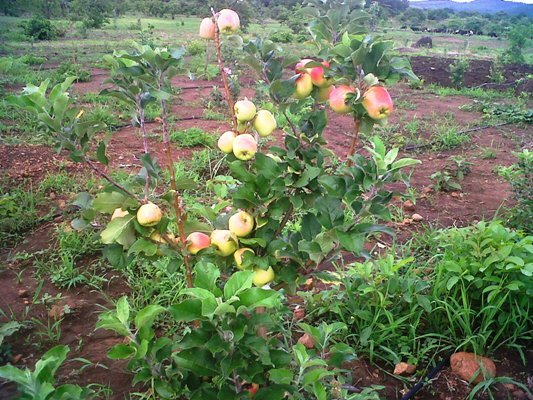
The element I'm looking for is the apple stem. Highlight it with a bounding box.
[158,85,194,288]
[84,158,145,205]
[346,117,360,167]
[211,8,237,129]
[136,96,151,202]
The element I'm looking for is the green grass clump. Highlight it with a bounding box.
[169,127,215,148]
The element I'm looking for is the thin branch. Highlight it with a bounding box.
[346,117,360,167]
[137,97,150,202]
[84,158,144,204]
[211,9,237,128]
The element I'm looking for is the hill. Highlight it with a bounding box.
[410,0,533,15]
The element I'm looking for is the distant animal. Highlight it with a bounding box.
[413,36,433,48]
[488,32,498,38]
[411,26,421,32]
[400,25,407,30]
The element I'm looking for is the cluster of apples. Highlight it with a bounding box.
[199,9,240,39]
[217,99,277,161]
[293,59,333,101]
[186,211,276,287]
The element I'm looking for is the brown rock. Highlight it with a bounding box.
[403,200,416,212]
[49,192,56,200]
[412,213,424,222]
[17,289,29,298]
[450,352,496,384]
[422,187,433,194]
[403,218,412,225]
[298,333,316,349]
[394,362,416,376]
[451,191,461,198]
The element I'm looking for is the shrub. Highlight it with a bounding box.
[503,150,532,233]
[187,39,206,56]
[20,17,57,41]
[449,58,469,88]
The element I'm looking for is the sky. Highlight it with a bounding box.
[409,0,533,3]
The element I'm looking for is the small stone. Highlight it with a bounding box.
[293,307,305,321]
[298,333,315,349]
[450,352,496,384]
[451,191,461,198]
[403,200,416,212]
[48,305,65,319]
[394,362,416,376]
[412,213,424,222]
[49,192,56,200]
[58,200,66,209]
[403,218,412,225]
[17,289,29,298]
[423,187,433,194]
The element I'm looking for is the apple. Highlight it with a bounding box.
[111,208,128,220]
[199,18,215,40]
[210,229,238,256]
[233,134,257,161]
[218,130,238,153]
[234,248,254,270]
[253,110,276,137]
[362,86,394,120]
[228,210,254,237]
[315,85,333,103]
[137,203,162,227]
[252,266,275,287]
[217,9,240,34]
[186,232,211,254]
[329,85,355,114]
[150,231,175,244]
[249,383,259,397]
[310,60,331,87]
[293,73,313,100]
[295,58,313,74]
[234,99,257,122]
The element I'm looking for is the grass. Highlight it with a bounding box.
[169,127,216,148]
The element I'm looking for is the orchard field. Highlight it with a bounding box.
[0,1,532,400]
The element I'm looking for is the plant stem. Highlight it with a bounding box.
[137,97,150,201]
[346,117,360,167]
[159,90,193,288]
[212,9,237,128]
[84,158,144,204]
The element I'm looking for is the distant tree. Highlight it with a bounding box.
[70,0,112,28]
[400,8,426,25]
[1,0,31,16]
[500,23,532,64]
[365,0,407,16]
[427,8,449,21]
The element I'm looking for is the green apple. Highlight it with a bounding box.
[234,99,257,122]
[218,130,238,154]
[253,110,277,137]
[137,203,162,227]
[228,210,254,237]
[234,248,254,270]
[293,73,313,100]
[210,229,238,256]
[252,266,275,287]
[233,134,257,161]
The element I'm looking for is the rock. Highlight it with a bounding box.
[403,218,412,225]
[17,289,29,298]
[451,191,461,198]
[423,187,433,194]
[298,333,316,349]
[394,362,416,376]
[48,305,65,319]
[412,213,424,222]
[403,200,416,212]
[293,307,305,321]
[49,192,56,200]
[450,352,496,384]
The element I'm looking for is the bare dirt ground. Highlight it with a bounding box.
[1,61,531,399]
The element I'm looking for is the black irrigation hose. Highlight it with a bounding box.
[400,354,451,400]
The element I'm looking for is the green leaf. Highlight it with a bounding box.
[293,166,322,188]
[269,368,293,385]
[237,288,281,309]
[107,344,135,359]
[169,299,203,322]
[135,305,165,328]
[315,197,343,229]
[100,215,136,246]
[96,141,109,165]
[390,158,421,171]
[116,296,130,326]
[93,192,127,214]
[224,271,253,300]
[128,238,158,257]
[446,276,460,291]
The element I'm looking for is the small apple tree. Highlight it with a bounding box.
[7,4,420,399]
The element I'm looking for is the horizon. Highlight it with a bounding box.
[409,0,533,4]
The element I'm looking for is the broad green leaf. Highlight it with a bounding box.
[224,271,253,300]
[135,305,165,328]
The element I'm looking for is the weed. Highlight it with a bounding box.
[480,147,497,159]
[430,116,470,151]
[430,156,472,192]
[169,127,215,148]
[396,99,417,110]
[449,58,469,88]
[203,109,226,121]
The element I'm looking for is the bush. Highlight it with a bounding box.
[20,17,57,40]
[504,150,532,233]
[187,40,206,56]
[449,58,469,88]
[269,27,294,43]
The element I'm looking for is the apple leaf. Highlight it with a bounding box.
[224,271,253,300]
[100,215,135,245]
[93,192,127,214]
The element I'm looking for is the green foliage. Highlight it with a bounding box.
[501,150,532,234]
[187,40,206,56]
[499,23,532,65]
[169,127,215,148]
[449,58,469,88]
[0,345,95,399]
[19,17,57,40]
[70,0,113,29]
[462,100,533,125]
[430,155,472,192]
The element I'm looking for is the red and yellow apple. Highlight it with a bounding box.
[186,232,211,254]
[218,130,238,154]
[217,9,240,34]
[362,86,394,120]
[295,58,313,74]
[199,18,215,40]
[252,266,275,287]
[329,85,355,114]
[253,110,276,137]
[293,73,313,99]
[310,60,331,87]
[150,231,175,244]
[210,229,238,256]
[234,99,257,122]
[137,203,162,227]
[315,85,333,103]
[228,210,254,237]
[233,134,257,161]
[234,248,254,270]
